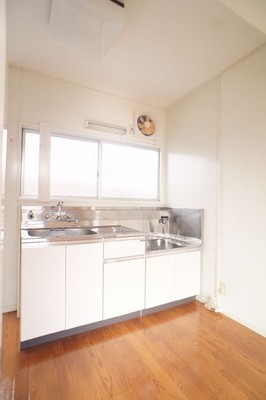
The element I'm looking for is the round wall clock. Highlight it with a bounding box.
[137,114,155,136]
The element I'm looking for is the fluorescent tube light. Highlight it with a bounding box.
[85,120,127,135]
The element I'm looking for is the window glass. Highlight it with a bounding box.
[101,143,159,199]
[21,130,40,196]
[50,135,98,197]
[21,128,161,201]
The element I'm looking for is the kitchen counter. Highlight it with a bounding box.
[21,225,145,246]
[20,224,202,348]
[21,225,201,255]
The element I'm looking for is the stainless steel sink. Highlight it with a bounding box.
[22,224,144,240]
[146,238,184,252]
[26,228,97,238]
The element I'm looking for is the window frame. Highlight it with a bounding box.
[2,128,7,196]
[20,127,163,204]
[20,128,40,198]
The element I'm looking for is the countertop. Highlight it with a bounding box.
[21,225,145,246]
[21,225,202,255]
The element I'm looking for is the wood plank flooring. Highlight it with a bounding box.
[1,301,266,399]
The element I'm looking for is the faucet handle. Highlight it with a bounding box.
[159,215,169,224]
[56,201,64,213]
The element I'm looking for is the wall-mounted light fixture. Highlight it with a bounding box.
[85,120,127,135]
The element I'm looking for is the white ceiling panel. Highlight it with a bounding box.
[7,0,266,107]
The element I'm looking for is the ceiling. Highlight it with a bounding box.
[6,0,266,108]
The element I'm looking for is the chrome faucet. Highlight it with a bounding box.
[45,202,78,223]
[45,201,65,219]
[158,215,169,234]
[159,215,169,224]
[56,201,64,213]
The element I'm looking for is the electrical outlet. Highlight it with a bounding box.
[219,281,226,295]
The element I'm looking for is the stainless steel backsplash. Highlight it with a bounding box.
[21,206,203,239]
[170,208,203,239]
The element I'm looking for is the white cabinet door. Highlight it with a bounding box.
[21,245,65,342]
[145,254,176,309]
[145,251,201,309]
[66,242,103,329]
[175,251,201,300]
[104,258,145,319]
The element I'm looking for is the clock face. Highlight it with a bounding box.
[137,115,155,136]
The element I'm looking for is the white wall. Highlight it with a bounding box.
[166,45,266,336]
[0,0,6,348]
[166,79,219,301]
[8,68,165,146]
[219,45,266,336]
[5,67,166,311]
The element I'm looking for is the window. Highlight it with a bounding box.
[50,135,98,197]
[21,129,40,197]
[21,129,161,201]
[101,143,159,199]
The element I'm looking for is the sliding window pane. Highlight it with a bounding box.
[21,130,40,196]
[102,143,159,199]
[50,135,98,197]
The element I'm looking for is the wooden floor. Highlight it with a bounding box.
[0,301,266,400]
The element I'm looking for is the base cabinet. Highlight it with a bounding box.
[175,251,201,300]
[21,242,104,342]
[21,239,200,346]
[104,258,145,319]
[145,251,200,309]
[21,245,66,342]
[66,243,103,329]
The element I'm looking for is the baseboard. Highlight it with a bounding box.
[222,310,266,338]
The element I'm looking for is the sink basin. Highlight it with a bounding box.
[146,238,184,252]
[26,228,97,238]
